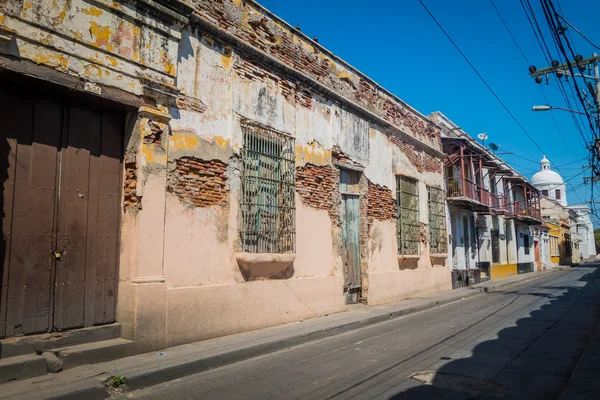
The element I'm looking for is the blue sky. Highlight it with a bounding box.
[258,0,600,223]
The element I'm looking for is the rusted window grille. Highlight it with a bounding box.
[397,176,420,255]
[428,185,448,254]
[240,121,296,253]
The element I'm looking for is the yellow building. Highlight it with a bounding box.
[546,221,560,266]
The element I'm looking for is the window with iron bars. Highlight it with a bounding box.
[397,176,420,255]
[428,185,448,254]
[239,121,296,253]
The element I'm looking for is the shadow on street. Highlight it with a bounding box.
[389,265,600,400]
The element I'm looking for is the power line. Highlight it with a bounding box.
[489,0,531,65]
[556,14,600,50]
[543,0,597,137]
[418,0,578,188]
[519,0,590,148]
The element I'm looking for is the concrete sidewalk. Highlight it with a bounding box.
[0,267,567,400]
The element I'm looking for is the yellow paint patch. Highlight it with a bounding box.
[170,132,200,150]
[221,53,232,70]
[31,51,69,72]
[0,15,5,25]
[83,63,102,78]
[52,8,67,25]
[89,21,114,52]
[337,69,351,80]
[369,127,377,139]
[82,6,103,17]
[71,30,83,41]
[215,137,230,149]
[132,25,141,61]
[233,0,242,5]
[160,49,175,76]
[295,141,331,166]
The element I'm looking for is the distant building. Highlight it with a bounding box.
[531,156,596,260]
[430,112,543,288]
[531,156,567,206]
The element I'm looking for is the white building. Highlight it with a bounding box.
[531,155,596,260]
[568,204,596,259]
[531,156,567,206]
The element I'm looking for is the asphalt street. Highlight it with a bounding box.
[114,265,600,400]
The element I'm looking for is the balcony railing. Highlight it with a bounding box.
[491,194,511,213]
[512,201,541,221]
[446,176,492,207]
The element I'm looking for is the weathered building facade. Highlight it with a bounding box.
[0,0,452,350]
[431,112,543,286]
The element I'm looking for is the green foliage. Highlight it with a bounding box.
[594,229,600,253]
[110,376,125,388]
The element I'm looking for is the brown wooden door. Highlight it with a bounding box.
[0,87,123,337]
[534,240,542,271]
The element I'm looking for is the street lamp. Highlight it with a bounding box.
[532,105,587,115]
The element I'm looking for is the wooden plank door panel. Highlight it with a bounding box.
[344,195,361,288]
[54,105,101,331]
[1,93,61,336]
[0,88,21,337]
[84,111,122,326]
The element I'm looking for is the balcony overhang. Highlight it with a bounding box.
[447,196,490,212]
[517,215,543,225]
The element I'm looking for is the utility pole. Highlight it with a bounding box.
[529,53,600,177]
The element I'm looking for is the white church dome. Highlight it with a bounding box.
[531,155,564,185]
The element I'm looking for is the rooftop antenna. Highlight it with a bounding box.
[489,143,499,153]
[477,132,488,146]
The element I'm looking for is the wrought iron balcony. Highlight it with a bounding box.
[446,176,491,212]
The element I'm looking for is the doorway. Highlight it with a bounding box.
[340,169,361,304]
[534,240,542,271]
[0,86,124,337]
[463,216,470,270]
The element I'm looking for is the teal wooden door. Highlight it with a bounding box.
[340,169,361,304]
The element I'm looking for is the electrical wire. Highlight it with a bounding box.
[543,0,598,138]
[556,14,600,50]
[520,0,590,149]
[418,0,586,206]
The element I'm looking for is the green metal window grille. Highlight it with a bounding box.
[240,121,296,253]
[397,176,420,255]
[428,185,448,254]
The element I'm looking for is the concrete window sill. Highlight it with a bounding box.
[398,255,421,270]
[430,253,448,267]
[235,253,296,281]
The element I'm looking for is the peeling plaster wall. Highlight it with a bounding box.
[3,0,451,346]
[1,0,182,97]
[160,17,449,339]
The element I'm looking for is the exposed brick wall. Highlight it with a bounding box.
[176,94,208,113]
[332,145,363,168]
[390,136,442,174]
[192,0,442,145]
[365,181,396,238]
[233,58,296,103]
[296,164,341,226]
[144,121,163,145]
[123,162,142,212]
[168,157,229,208]
[367,182,396,222]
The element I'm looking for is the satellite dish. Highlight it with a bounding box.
[489,143,499,151]
[477,133,488,141]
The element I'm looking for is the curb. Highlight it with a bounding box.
[123,289,483,391]
[23,267,570,399]
[121,269,563,392]
[470,266,567,293]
